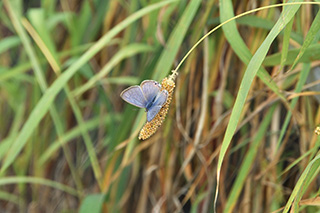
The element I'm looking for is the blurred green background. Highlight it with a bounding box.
[1,0,320,212]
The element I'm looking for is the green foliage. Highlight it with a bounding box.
[79,194,105,213]
[0,0,320,212]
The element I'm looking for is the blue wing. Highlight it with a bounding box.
[147,105,162,122]
[146,90,168,122]
[153,90,168,106]
[140,80,161,103]
[120,86,147,108]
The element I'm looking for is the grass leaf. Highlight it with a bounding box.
[79,194,105,213]
[0,0,178,174]
[217,0,301,206]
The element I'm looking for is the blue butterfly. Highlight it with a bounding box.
[120,80,168,122]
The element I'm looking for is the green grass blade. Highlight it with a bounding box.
[27,9,60,68]
[293,156,320,211]
[0,190,20,205]
[0,176,78,196]
[290,9,320,70]
[153,0,202,80]
[79,194,105,213]
[0,0,177,174]
[263,43,320,66]
[0,36,20,54]
[279,18,294,73]
[219,0,289,105]
[27,6,127,189]
[112,1,203,207]
[279,148,315,177]
[100,76,139,85]
[3,0,84,192]
[73,43,154,97]
[236,15,275,30]
[216,0,301,206]
[0,43,92,82]
[283,154,320,213]
[275,63,311,151]
[0,102,25,159]
[123,0,202,159]
[224,104,277,213]
[274,16,319,151]
[39,115,119,165]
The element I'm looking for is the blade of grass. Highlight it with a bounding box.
[279,147,315,177]
[104,0,202,207]
[27,9,60,71]
[3,0,84,194]
[46,12,72,30]
[39,114,120,165]
[0,43,93,82]
[293,161,320,212]
[236,15,275,30]
[207,16,303,44]
[279,18,294,74]
[0,0,178,174]
[224,104,277,213]
[73,43,154,97]
[24,10,104,189]
[0,100,25,159]
[283,153,320,213]
[79,194,105,213]
[216,0,301,210]
[124,0,202,159]
[290,9,320,70]
[219,0,289,106]
[153,0,202,80]
[0,36,20,54]
[263,43,320,66]
[100,76,139,85]
[0,176,78,196]
[275,63,311,152]
[0,190,20,205]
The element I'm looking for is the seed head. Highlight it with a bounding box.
[315,126,320,135]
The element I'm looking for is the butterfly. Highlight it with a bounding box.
[120,80,168,122]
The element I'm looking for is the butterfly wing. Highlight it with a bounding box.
[121,80,168,122]
[140,80,161,103]
[147,105,162,122]
[153,90,168,106]
[120,86,147,108]
[146,90,168,122]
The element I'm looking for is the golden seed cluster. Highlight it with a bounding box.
[315,126,320,135]
[138,76,176,140]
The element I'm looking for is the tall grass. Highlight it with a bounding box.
[0,0,320,212]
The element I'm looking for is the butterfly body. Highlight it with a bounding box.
[145,96,157,111]
[120,80,168,122]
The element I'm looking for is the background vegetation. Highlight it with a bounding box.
[1,0,320,212]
